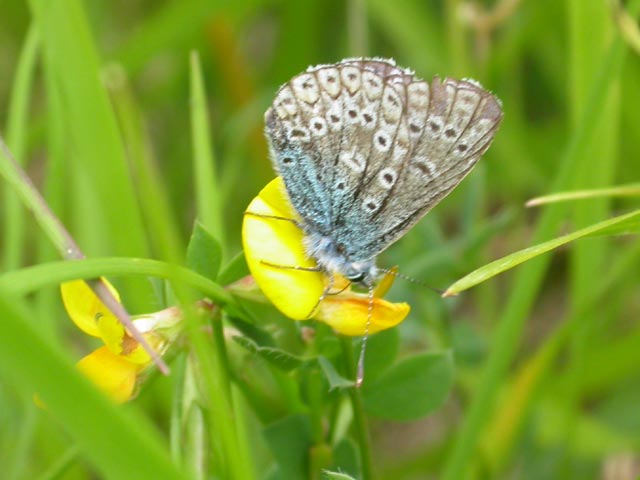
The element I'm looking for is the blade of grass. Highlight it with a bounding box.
[0,293,188,480]
[2,22,39,271]
[441,5,638,475]
[190,51,225,252]
[526,183,640,206]
[29,0,153,307]
[0,257,235,307]
[103,63,184,260]
[443,208,640,296]
[480,236,640,472]
[189,52,254,480]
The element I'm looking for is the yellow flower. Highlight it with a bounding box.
[242,177,410,336]
[60,280,179,403]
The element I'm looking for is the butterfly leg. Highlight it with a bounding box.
[258,260,321,272]
[244,211,302,228]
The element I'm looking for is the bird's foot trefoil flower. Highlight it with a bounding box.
[241,177,410,336]
[61,280,183,403]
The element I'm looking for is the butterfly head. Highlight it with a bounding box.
[304,231,379,287]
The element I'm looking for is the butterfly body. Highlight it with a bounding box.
[265,58,503,287]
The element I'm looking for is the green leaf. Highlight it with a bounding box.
[362,328,400,383]
[363,352,454,421]
[444,209,640,296]
[227,315,276,347]
[218,251,250,285]
[317,356,355,390]
[330,438,360,480]
[186,222,222,281]
[233,336,304,372]
[263,415,312,480]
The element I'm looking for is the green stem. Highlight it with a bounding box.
[170,352,188,464]
[341,337,373,480]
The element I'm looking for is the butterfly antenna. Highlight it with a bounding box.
[356,285,373,388]
[378,267,446,296]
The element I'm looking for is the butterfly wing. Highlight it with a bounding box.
[334,72,503,261]
[265,59,414,236]
[266,59,502,263]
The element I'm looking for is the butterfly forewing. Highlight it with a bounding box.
[265,58,503,263]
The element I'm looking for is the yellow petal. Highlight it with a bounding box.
[373,267,399,298]
[61,279,121,337]
[76,346,142,404]
[242,177,325,320]
[316,294,410,336]
[97,315,151,365]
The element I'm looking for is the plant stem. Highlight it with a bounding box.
[341,337,373,480]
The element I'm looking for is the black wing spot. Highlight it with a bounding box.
[444,128,456,138]
[291,129,307,138]
[457,144,468,153]
[429,121,440,133]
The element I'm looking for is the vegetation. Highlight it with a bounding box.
[1,1,639,479]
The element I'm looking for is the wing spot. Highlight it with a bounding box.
[309,116,328,136]
[444,128,457,138]
[374,130,392,152]
[348,109,358,119]
[336,180,346,190]
[364,199,379,212]
[378,168,397,188]
[412,159,436,176]
[282,157,293,165]
[330,114,340,123]
[429,121,441,133]
[409,123,421,133]
[457,144,468,153]
[363,113,373,124]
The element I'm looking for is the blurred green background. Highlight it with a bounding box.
[1,0,640,479]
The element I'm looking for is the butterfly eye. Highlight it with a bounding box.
[346,270,365,283]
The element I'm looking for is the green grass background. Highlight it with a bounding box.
[1,0,640,479]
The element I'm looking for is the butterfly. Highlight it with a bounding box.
[263,58,503,288]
